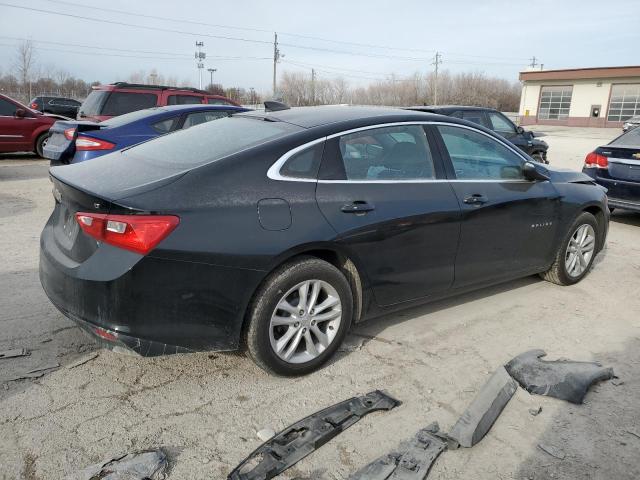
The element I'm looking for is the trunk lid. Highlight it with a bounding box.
[598,146,640,183]
[44,120,103,162]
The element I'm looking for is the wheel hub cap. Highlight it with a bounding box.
[269,279,342,364]
[565,224,596,278]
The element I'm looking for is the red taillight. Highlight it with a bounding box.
[94,327,118,342]
[64,128,76,140]
[584,152,608,169]
[30,102,38,109]
[75,136,115,151]
[75,213,179,255]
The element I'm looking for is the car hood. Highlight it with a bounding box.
[544,166,594,184]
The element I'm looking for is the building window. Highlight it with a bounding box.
[538,86,572,120]
[607,84,640,122]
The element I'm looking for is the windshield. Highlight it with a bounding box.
[101,108,165,128]
[123,116,302,168]
[610,128,640,148]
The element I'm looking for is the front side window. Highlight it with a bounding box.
[607,84,640,122]
[337,125,435,180]
[487,112,516,133]
[0,98,17,116]
[101,92,158,116]
[182,111,229,129]
[437,125,524,180]
[538,86,572,120]
[168,95,203,105]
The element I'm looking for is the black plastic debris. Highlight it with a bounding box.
[448,367,517,448]
[227,390,400,480]
[79,449,168,480]
[0,348,29,359]
[349,422,446,480]
[505,349,614,404]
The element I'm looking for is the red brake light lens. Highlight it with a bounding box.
[30,102,38,109]
[584,152,608,169]
[75,213,179,255]
[63,128,76,140]
[75,136,115,151]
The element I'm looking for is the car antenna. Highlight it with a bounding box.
[264,101,290,112]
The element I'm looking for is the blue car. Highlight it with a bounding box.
[44,104,249,165]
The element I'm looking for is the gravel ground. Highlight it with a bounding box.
[1,127,639,480]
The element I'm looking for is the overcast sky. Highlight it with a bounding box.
[0,0,638,93]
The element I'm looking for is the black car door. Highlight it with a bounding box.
[315,124,461,306]
[432,124,560,288]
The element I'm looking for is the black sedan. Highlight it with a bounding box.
[583,126,640,212]
[40,106,609,375]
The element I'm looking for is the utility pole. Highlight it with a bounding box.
[195,41,206,89]
[529,56,538,69]
[272,32,281,98]
[311,68,316,105]
[432,51,442,106]
[207,68,217,88]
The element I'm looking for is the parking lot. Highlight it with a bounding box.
[1,126,639,479]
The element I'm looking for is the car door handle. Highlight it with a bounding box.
[341,201,375,213]
[463,194,489,205]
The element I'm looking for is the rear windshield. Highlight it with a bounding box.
[101,108,165,128]
[123,116,302,168]
[610,128,640,148]
[79,91,109,117]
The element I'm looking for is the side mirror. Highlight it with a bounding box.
[15,108,26,118]
[516,126,525,134]
[523,161,549,181]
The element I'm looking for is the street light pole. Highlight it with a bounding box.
[207,68,217,88]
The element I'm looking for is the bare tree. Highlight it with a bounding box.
[13,40,36,102]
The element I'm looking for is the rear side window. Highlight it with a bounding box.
[437,125,524,180]
[336,125,435,180]
[182,111,229,129]
[152,117,180,134]
[279,143,324,179]
[125,116,302,168]
[168,95,203,105]
[101,92,157,116]
[207,98,232,105]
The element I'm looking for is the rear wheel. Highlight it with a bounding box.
[245,257,353,376]
[540,212,599,285]
[34,133,49,158]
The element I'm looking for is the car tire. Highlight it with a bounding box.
[34,133,49,158]
[245,256,353,376]
[532,152,548,164]
[540,212,599,286]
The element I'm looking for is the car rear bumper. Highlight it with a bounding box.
[39,229,265,355]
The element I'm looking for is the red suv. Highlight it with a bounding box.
[78,83,240,122]
[0,93,61,157]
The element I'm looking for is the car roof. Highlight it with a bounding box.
[407,105,497,113]
[241,105,445,129]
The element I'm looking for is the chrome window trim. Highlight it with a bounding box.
[267,121,529,183]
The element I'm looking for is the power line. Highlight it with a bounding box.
[39,0,530,62]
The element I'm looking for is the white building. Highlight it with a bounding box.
[519,66,640,128]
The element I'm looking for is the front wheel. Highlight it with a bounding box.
[532,152,548,164]
[540,212,599,285]
[245,257,353,376]
[34,133,49,158]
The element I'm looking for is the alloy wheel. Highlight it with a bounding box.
[269,279,342,364]
[565,224,596,278]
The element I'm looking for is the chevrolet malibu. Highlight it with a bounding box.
[40,106,609,375]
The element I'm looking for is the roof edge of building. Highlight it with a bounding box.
[519,66,640,82]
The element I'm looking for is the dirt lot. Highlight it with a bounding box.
[1,126,639,480]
